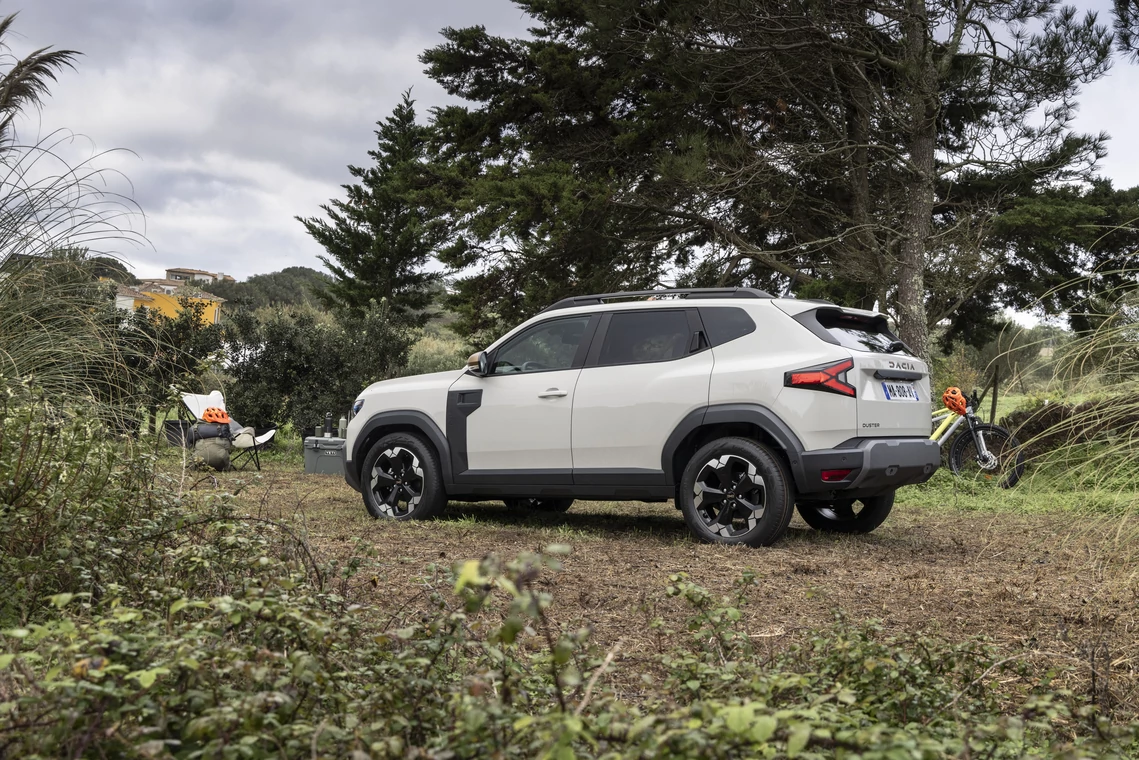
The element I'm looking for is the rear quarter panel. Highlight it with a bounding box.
[709,304,856,451]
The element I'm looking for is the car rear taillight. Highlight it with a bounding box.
[784,358,856,397]
[820,468,853,482]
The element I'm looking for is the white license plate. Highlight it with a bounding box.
[882,382,919,401]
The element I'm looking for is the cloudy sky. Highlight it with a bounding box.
[10,0,1139,281]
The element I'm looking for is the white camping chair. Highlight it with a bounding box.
[180,391,276,471]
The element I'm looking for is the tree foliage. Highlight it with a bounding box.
[118,299,224,425]
[420,0,1117,359]
[223,301,411,430]
[0,12,77,146]
[205,266,331,311]
[298,91,442,324]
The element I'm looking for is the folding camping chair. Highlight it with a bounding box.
[180,391,276,471]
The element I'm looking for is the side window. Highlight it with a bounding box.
[597,310,691,366]
[699,307,756,347]
[492,316,591,374]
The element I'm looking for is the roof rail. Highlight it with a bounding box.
[541,287,774,312]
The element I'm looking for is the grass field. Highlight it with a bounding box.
[178,452,1139,716]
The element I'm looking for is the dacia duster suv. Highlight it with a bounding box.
[344,288,939,546]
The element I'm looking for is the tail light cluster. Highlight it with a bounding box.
[784,358,856,398]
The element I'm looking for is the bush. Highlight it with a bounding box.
[224,300,411,430]
[4,389,1139,758]
[401,324,469,377]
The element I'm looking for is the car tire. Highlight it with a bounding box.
[503,498,574,513]
[361,432,447,520]
[796,492,894,534]
[678,437,794,547]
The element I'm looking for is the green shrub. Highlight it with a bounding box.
[224,301,412,430]
[4,544,1139,758]
[401,324,469,377]
[4,391,1139,758]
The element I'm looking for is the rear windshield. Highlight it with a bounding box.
[815,310,900,354]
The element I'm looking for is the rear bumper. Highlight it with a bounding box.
[796,437,939,497]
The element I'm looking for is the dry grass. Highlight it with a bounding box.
[195,461,1139,715]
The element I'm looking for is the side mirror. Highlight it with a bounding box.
[467,351,490,377]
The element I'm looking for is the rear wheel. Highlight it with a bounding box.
[503,498,574,513]
[948,423,1025,488]
[361,432,447,519]
[678,437,794,547]
[797,492,894,534]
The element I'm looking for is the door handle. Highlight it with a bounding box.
[538,388,568,398]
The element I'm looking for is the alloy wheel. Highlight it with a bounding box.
[369,446,424,517]
[693,454,766,538]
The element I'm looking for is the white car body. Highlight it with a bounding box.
[345,289,939,510]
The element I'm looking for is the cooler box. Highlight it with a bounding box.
[304,436,346,476]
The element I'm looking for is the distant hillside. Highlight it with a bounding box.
[205,267,332,310]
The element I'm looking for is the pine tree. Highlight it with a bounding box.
[421,1,1116,360]
[298,91,440,324]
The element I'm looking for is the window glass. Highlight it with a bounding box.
[492,316,591,374]
[815,311,901,354]
[699,307,756,347]
[598,310,691,366]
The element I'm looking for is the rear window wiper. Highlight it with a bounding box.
[887,340,914,355]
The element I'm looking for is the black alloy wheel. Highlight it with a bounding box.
[693,454,767,538]
[361,432,446,520]
[370,446,424,517]
[679,437,794,547]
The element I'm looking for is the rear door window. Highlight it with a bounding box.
[698,307,756,347]
[815,310,900,354]
[597,310,691,366]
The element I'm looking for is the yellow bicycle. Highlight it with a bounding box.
[932,387,1025,488]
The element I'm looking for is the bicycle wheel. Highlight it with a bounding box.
[948,423,1025,488]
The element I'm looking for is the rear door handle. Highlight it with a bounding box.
[538,388,568,398]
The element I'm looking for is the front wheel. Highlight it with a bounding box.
[678,437,794,547]
[948,423,1025,488]
[797,492,894,534]
[361,432,447,519]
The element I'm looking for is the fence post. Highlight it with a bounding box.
[989,364,1000,424]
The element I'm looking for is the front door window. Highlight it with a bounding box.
[492,316,592,374]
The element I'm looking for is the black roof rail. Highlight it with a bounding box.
[541,287,774,312]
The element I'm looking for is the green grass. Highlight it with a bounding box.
[906,467,1139,514]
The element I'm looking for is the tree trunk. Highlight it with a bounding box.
[896,0,937,366]
[148,405,157,436]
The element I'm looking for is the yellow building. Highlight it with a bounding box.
[112,282,224,324]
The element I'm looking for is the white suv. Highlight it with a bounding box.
[344,288,939,546]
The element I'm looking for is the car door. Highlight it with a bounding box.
[447,314,597,483]
[571,308,713,482]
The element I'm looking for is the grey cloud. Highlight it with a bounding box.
[9,0,531,279]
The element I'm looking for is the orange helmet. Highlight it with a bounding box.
[942,387,967,416]
[201,406,231,424]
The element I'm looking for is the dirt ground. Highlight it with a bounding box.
[209,461,1139,713]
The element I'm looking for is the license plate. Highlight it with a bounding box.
[882,382,919,401]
